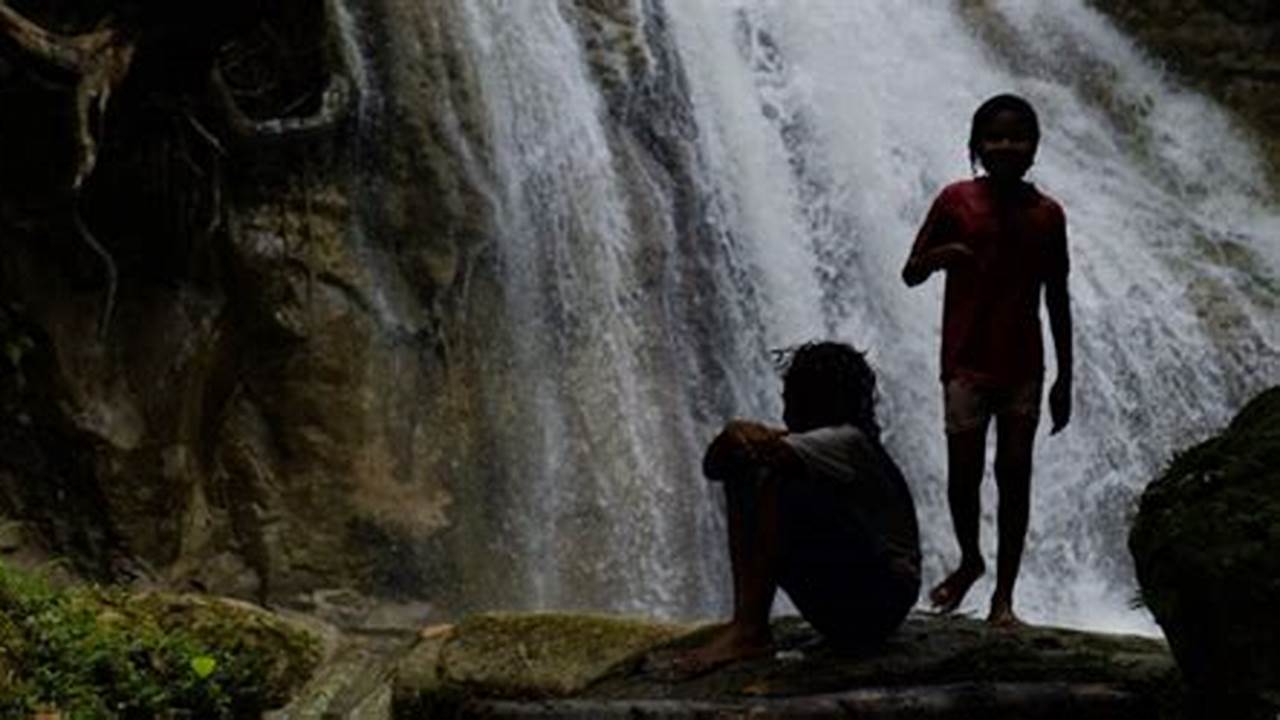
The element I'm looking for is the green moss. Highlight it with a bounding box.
[392,612,692,714]
[440,612,690,697]
[0,562,320,718]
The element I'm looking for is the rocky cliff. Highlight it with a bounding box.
[0,0,718,614]
[0,0,453,605]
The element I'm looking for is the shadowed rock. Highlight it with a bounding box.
[1130,386,1280,719]
[391,611,1181,719]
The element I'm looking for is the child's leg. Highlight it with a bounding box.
[725,471,781,638]
[991,409,1037,626]
[931,381,991,612]
[947,428,988,570]
[672,470,781,672]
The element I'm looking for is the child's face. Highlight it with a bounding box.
[976,109,1037,181]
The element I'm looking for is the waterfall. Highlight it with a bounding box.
[372,0,1279,633]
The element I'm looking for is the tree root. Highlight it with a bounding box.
[73,205,117,338]
[212,68,353,143]
[0,1,136,335]
[0,1,136,190]
[211,0,358,144]
[0,0,359,336]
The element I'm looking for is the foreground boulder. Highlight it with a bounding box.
[392,611,1179,719]
[1130,386,1280,717]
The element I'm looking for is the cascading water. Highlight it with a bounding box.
[413,0,750,615]
[661,0,1279,633]
[373,0,1279,633]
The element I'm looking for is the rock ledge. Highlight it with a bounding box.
[392,611,1180,719]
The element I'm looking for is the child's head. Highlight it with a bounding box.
[777,341,879,438]
[968,94,1040,181]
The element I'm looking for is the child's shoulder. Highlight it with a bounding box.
[930,179,983,207]
[938,178,982,197]
[1027,185,1066,218]
[931,180,1065,219]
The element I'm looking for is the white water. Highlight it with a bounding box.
[442,0,733,614]
[405,0,1280,633]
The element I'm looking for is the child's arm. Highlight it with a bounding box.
[1045,214,1073,433]
[902,243,975,286]
[703,420,799,482]
[902,188,973,286]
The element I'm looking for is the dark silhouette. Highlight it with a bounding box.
[902,94,1073,627]
[666,342,920,674]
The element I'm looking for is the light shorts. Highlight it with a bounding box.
[944,377,1043,435]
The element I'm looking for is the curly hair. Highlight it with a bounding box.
[773,341,880,439]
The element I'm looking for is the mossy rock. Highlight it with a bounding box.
[0,564,323,718]
[1130,386,1280,715]
[394,612,1179,718]
[392,612,692,713]
[116,592,327,706]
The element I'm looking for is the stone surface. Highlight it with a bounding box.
[392,612,1181,719]
[265,626,411,720]
[394,612,691,704]
[1130,386,1280,717]
[0,0,464,606]
[0,520,25,553]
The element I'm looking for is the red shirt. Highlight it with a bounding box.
[910,178,1069,387]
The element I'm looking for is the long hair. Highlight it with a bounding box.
[774,341,880,440]
[968,93,1040,175]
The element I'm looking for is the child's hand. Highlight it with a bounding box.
[723,420,781,444]
[903,243,977,285]
[932,243,976,270]
[1049,377,1071,434]
[704,421,786,480]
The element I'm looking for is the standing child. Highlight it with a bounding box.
[901,94,1073,627]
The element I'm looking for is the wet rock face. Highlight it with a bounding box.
[0,0,706,612]
[0,0,455,604]
[1129,387,1280,717]
[1088,0,1280,177]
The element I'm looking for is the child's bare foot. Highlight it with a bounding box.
[928,561,984,614]
[649,622,772,680]
[987,599,1024,629]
